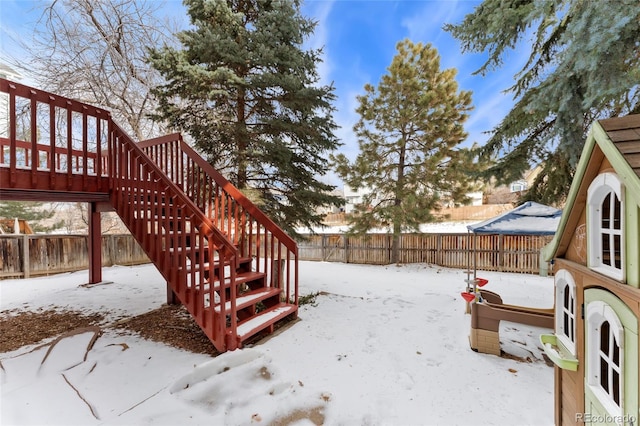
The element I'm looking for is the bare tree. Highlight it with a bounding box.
[11,0,179,140]
[74,203,124,234]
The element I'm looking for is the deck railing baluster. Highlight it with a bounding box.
[29,94,37,184]
[82,110,88,187]
[9,87,17,186]
[48,99,56,186]
[66,104,73,187]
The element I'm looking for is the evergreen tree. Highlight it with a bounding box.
[333,40,475,264]
[0,201,63,233]
[445,0,640,205]
[148,0,341,236]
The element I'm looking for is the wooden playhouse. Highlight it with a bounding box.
[541,114,640,425]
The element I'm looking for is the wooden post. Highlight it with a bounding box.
[273,258,285,301]
[22,234,30,278]
[343,235,348,263]
[104,234,113,267]
[273,258,285,288]
[473,233,477,280]
[322,234,327,261]
[498,234,504,272]
[88,202,102,284]
[166,281,178,305]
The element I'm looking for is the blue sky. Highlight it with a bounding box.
[300,1,531,163]
[0,0,529,186]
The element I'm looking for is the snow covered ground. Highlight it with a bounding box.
[1,261,555,425]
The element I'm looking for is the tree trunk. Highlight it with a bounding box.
[236,88,247,188]
[391,137,407,264]
[391,233,400,264]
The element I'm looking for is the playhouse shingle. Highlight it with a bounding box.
[599,114,640,179]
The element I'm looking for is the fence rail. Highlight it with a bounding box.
[0,232,553,279]
[297,233,553,274]
[0,234,149,279]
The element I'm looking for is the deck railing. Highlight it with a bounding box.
[0,78,110,193]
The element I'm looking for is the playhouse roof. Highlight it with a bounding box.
[467,201,561,235]
[542,114,640,261]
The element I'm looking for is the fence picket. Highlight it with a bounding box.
[0,232,553,279]
[297,233,553,274]
[0,234,149,279]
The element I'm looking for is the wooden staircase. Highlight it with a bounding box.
[0,78,298,353]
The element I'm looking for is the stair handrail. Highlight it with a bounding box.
[110,121,241,349]
[138,133,298,255]
[110,124,239,259]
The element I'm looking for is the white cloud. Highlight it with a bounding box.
[302,0,335,87]
[333,88,362,158]
[401,0,467,43]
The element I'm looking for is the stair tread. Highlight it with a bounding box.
[220,271,265,286]
[237,303,297,340]
[185,263,259,274]
[185,270,265,291]
[186,269,263,280]
[214,287,281,313]
[174,251,253,264]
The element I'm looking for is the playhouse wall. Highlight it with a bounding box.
[562,155,640,286]
[557,362,580,426]
[548,116,640,424]
[564,207,587,266]
[553,258,640,425]
[626,197,640,288]
[553,259,587,426]
[554,156,640,424]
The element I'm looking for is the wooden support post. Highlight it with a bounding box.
[273,259,285,288]
[166,281,178,305]
[273,258,285,301]
[88,202,102,284]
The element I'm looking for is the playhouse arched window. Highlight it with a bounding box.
[586,301,624,417]
[554,270,576,355]
[587,173,625,281]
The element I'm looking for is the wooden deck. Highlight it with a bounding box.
[0,78,298,353]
